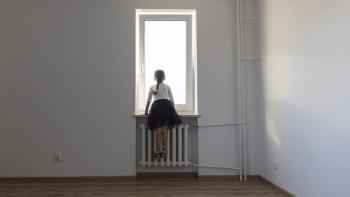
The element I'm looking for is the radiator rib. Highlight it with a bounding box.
[139,124,190,168]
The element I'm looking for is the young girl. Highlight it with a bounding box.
[145,70,182,161]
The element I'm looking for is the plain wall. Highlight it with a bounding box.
[260,0,350,196]
[0,0,254,176]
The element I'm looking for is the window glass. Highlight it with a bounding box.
[144,21,187,104]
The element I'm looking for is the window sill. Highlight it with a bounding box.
[134,113,200,118]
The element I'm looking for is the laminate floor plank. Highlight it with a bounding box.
[0,176,291,197]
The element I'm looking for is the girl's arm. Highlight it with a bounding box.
[145,87,153,115]
[168,87,175,107]
[145,102,151,115]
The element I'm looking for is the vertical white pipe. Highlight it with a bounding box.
[236,0,243,181]
[257,0,261,58]
[238,62,243,181]
[172,127,176,167]
[184,124,189,166]
[239,124,243,181]
[239,0,249,181]
[178,125,183,166]
[242,62,247,181]
[141,124,146,167]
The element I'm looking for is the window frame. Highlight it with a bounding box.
[135,9,197,115]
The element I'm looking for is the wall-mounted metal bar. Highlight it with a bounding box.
[240,57,260,60]
[190,163,241,171]
[193,122,244,128]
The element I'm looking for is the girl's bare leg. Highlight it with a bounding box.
[155,127,162,152]
[161,125,168,153]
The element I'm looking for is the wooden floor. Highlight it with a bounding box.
[0,176,291,197]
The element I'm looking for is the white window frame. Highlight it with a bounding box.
[135,9,197,114]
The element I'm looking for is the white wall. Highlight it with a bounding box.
[195,0,241,176]
[0,0,136,177]
[0,0,252,177]
[260,0,350,196]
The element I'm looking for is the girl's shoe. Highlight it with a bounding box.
[152,151,159,160]
[153,151,162,162]
[161,151,167,160]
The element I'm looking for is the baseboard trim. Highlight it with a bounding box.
[0,174,261,183]
[137,172,198,178]
[197,175,260,181]
[0,176,136,183]
[259,176,296,197]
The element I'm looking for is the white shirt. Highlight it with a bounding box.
[147,83,174,103]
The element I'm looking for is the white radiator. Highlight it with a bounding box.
[139,124,190,167]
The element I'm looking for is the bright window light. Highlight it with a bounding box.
[135,9,197,114]
[144,21,187,104]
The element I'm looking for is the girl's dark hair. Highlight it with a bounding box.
[154,70,165,95]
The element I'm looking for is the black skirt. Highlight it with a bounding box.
[147,99,182,130]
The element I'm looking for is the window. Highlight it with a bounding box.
[135,9,197,114]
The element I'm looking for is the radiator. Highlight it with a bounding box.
[139,124,190,167]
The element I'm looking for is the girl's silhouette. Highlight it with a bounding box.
[145,70,182,161]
